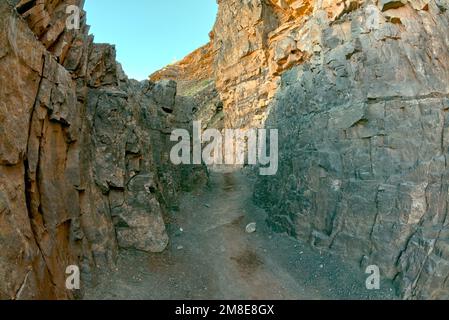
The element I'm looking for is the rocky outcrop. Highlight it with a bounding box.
[149,42,224,130]
[0,0,205,299]
[154,0,449,299]
[150,42,215,84]
[212,0,315,128]
[0,0,85,299]
[253,0,449,299]
[3,0,449,300]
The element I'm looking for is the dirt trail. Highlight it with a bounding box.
[85,169,396,300]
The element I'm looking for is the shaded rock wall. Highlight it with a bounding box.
[254,0,449,299]
[157,0,449,299]
[0,0,204,299]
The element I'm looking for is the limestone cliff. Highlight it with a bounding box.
[0,0,205,299]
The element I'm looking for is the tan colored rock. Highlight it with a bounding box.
[150,42,215,84]
[212,0,318,128]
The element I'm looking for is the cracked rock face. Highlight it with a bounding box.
[253,0,449,299]
[162,0,449,299]
[0,0,206,299]
[212,0,316,128]
[2,0,449,300]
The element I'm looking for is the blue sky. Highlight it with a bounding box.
[85,1,218,80]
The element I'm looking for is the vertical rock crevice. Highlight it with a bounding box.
[2,0,449,300]
[1,0,207,299]
[155,0,449,299]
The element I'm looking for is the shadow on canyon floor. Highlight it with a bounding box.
[84,169,397,300]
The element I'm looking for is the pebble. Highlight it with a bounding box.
[245,222,257,234]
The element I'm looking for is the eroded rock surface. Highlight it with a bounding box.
[0,0,205,299]
[155,0,449,299]
[149,42,224,130]
[253,0,449,299]
[2,0,449,300]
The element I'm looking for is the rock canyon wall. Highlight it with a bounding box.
[160,0,449,299]
[0,0,205,299]
[2,0,449,300]
[253,0,449,299]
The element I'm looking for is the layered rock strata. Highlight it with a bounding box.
[3,0,449,300]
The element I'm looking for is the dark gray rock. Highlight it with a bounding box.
[255,1,449,299]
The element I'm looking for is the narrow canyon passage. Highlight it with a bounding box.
[85,169,395,300]
[3,0,449,301]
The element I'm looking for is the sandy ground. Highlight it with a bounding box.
[84,169,397,300]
